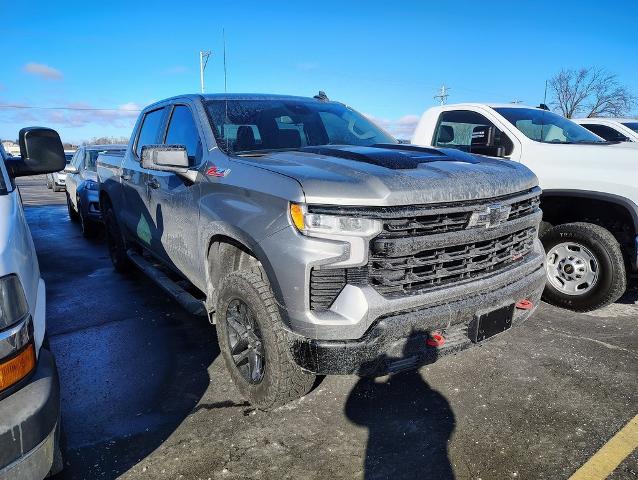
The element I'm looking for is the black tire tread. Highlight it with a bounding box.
[104,205,131,273]
[541,222,626,311]
[216,267,315,410]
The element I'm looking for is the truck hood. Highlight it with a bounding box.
[238,145,538,205]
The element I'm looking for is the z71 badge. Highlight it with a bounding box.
[206,165,231,178]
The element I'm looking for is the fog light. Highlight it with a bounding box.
[0,343,36,392]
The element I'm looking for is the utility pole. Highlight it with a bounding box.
[199,50,212,93]
[434,85,450,105]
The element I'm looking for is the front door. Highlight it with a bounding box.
[146,104,204,280]
[66,148,83,209]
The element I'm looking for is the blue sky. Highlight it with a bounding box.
[1,0,637,143]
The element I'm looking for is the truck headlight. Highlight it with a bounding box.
[0,274,29,330]
[290,203,382,237]
[85,179,99,191]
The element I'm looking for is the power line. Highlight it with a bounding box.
[433,85,450,105]
[0,104,140,112]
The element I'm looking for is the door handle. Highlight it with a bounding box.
[146,178,160,189]
[120,173,131,181]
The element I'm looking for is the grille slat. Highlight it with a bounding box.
[369,227,536,295]
[308,188,541,305]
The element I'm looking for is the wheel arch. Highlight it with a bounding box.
[205,231,287,322]
[541,189,638,234]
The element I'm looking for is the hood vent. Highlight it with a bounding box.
[301,144,479,170]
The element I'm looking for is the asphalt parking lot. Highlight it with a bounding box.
[18,176,638,479]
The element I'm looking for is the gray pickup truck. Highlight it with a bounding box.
[98,93,546,408]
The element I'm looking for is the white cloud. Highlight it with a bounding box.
[23,62,63,80]
[0,101,141,129]
[365,113,420,139]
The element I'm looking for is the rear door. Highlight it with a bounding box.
[120,107,167,243]
[146,103,204,280]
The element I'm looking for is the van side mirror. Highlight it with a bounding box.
[141,145,189,173]
[6,127,66,178]
[64,165,79,174]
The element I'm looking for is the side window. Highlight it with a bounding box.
[164,105,202,164]
[71,149,83,168]
[434,110,514,157]
[581,124,629,142]
[85,150,100,172]
[135,108,166,158]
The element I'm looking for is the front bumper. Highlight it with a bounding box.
[289,263,546,375]
[261,220,545,340]
[0,349,60,480]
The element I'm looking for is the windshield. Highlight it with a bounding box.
[206,99,396,155]
[494,108,607,144]
[622,122,638,134]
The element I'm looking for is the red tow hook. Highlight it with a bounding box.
[426,331,446,347]
[515,299,534,310]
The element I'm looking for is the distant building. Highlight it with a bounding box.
[1,141,20,156]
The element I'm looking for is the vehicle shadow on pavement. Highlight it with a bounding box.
[345,339,455,480]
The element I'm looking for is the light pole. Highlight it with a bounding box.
[199,50,212,93]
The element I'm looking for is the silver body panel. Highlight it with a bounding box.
[98,94,543,342]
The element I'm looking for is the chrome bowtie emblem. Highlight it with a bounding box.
[469,203,511,228]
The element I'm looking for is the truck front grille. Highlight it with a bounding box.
[369,226,536,296]
[308,187,541,306]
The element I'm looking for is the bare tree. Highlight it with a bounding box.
[549,67,636,118]
[82,136,130,145]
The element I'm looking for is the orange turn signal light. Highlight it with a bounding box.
[290,203,305,231]
[0,343,36,392]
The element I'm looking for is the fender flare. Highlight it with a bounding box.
[204,225,289,323]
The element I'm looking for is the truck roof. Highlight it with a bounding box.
[145,93,334,110]
[573,117,638,123]
[432,103,543,110]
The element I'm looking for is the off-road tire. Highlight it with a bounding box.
[541,222,626,311]
[104,204,131,273]
[66,193,80,223]
[216,268,315,410]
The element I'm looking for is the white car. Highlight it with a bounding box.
[0,128,66,479]
[573,118,638,143]
[45,151,74,191]
[412,103,638,311]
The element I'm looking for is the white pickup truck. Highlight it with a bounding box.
[412,103,638,311]
[574,118,638,143]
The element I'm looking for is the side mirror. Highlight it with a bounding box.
[141,145,189,173]
[6,127,66,178]
[64,165,79,174]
